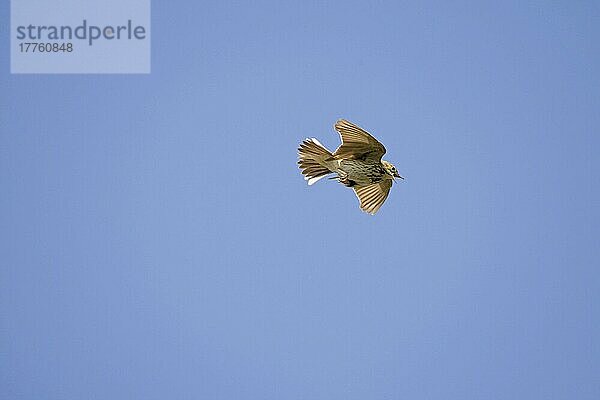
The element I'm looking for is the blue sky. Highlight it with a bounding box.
[1,1,599,399]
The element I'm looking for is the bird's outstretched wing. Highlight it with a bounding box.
[333,119,386,162]
[353,180,393,214]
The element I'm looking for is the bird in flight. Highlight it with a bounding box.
[298,119,403,214]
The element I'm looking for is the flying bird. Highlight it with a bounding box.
[298,119,403,214]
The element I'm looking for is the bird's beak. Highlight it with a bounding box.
[394,172,404,180]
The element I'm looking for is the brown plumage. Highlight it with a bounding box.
[298,119,403,215]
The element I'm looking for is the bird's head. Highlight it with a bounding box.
[382,160,404,180]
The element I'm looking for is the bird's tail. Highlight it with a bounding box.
[298,138,334,185]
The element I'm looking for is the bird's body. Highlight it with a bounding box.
[297,119,403,214]
[336,159,387,186]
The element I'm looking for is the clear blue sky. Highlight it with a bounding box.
[2,1,599,399]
